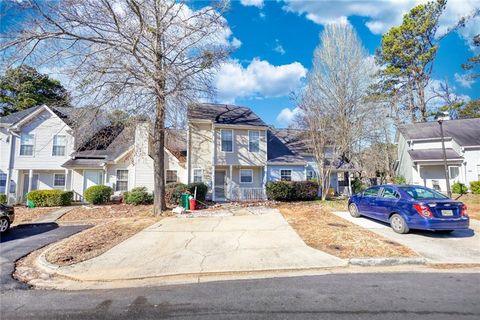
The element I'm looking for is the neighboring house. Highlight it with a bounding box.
[1,103,355,204]
[396,117,480,192]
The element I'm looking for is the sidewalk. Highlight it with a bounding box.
[34,207,74,223]
[38,209,347,282]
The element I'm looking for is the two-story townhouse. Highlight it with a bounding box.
[0,105,187,204]
[396,117,480,192]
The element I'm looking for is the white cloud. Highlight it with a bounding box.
[215,58,307,103]
[240,0,264,8]
[274,39,286,55]
[454,72,476,89]
[281,0,480,48]
[276,107,302,126]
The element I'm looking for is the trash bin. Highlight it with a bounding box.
[27,199,35,208]
[181,193,190,210]
[189,197,196,211]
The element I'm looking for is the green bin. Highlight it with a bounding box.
[27,199,35,208]
[181,193,190,210]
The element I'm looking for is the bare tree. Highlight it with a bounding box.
[297,23,377,200]
[1,0,233,213]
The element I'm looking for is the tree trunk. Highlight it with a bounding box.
[418,82,427,122]
[153,93,167,214]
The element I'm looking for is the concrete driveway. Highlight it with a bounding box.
[334,212,480,264]
[53,208,346,282]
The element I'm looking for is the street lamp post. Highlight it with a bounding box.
[435,112,451,198]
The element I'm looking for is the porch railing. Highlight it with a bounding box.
[230,187,266,201]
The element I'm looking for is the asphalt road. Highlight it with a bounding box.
[1,273,479,320]
[0,223,88,290]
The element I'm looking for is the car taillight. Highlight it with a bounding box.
[413,203,433,218]
[461,204,468,217]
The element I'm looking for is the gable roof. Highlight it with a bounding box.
[398,118,480,147]
[188,103,267,127]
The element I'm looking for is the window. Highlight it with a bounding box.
[221,129,233,152]
[240,169,253,183]
[449,166,460,179]
[249,131,260,152]
[382,187,399,199]
[20,133,34,156]
[363,187,380,197]
[53,173,66,187]
[52,135,66,156]
[116,170,129,191]
[0,173,6,194]
[307,170,315,181]
[280,169,292,181]
[399,186,449,200]
[166,170,178,184]
[193,169,203,183]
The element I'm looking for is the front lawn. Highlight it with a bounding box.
[58,204,154,224]
[454,194,480,220]
[12,206,59,226]
[279,203,417,259]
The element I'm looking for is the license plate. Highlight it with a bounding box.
[441,209,453,216]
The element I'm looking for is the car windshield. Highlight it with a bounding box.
[399,186,449,200]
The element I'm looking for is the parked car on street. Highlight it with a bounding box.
[348,185,469,234]
[0,204,15,233]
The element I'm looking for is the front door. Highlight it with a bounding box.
[214,170,226,200]
[83,170,104,193]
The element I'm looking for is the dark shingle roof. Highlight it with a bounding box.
[408,148,463,161]
[188,103,267,127]
[62,158,106,168]
[0,106,43,125]
[398,118,480,146]
[271,129,312,155]
[267,130,306,164]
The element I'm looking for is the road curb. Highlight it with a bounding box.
[349,257,427,266]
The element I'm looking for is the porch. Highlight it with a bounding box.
[213,165,266,202]
[413,162,465,192]
[13,169,74,203]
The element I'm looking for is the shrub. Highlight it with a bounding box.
[451,182,468,194]
[0,194,7,204]
[470,181,480,194]
[266,181,294,201]
[187,182,208,202]
[26,190,73,207]
[393,176,406,184]
[352,177,366,194]
[124,187,153,205]
[84,185,112,205]
[292,181,318,201]
[165,182,188,205]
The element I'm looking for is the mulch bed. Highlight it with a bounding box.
[58,204,154,224]
[12,206,60,226]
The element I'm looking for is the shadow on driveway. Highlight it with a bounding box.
[1,223,59,243]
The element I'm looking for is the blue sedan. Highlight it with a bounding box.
[348,185,469,234]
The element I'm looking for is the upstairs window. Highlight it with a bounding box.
[221,129,233,152]
[240,169,253,183]
[166,170,178,184]
[52,135,66,156]
[20,133,34,156]
[280,170,292,181]
[116,170,129,191]
[249,131,260,152]
[193,169,203,183]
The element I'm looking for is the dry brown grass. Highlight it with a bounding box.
[12,206,59,226]
[279,203,417,259]
[58,204,154,224]
[454,194,480,220]
[46,217,160,266]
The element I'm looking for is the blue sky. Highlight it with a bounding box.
[213,0,480,127]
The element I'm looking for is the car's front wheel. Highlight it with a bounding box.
[389,214,409,234]
[348,203,361,218]
[0,217,10,233]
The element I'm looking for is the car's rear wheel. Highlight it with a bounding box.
[348,203,361,218]
[390,214,409,234]
[0,217,10,233]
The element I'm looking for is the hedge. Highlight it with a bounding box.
[0,194,7,205]
[124,187,153,205]
[26,190,73,207]
[452,182,468,194]
[165,182,188,205]
[266,181,319,201]
[188,182,208,202]
[84,185,112,205]
[470,181,480,194]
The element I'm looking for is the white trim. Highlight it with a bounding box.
[115,169,129,192]
[220,129,234,153]
[53,172,66,187]
[112,146,134,163]
[239,168,254,184]
[193,168,203,183]
[248,130,260,153]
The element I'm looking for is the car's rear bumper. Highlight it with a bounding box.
[409,217,469,230]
